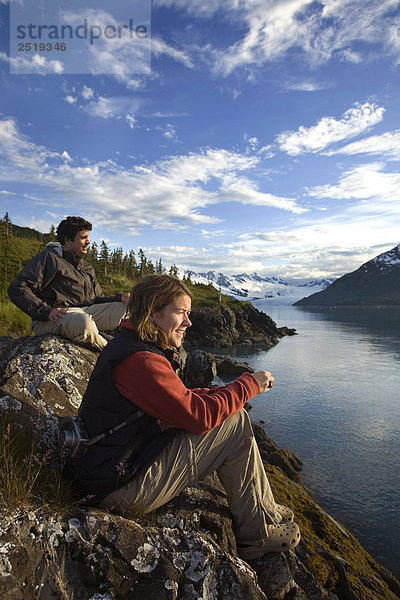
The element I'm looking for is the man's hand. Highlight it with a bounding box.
[48,307,68,325]
[120,292,130,304]
[252,370,274,393]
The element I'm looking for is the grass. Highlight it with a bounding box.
[0,416,75,513]
[0,298,32,337]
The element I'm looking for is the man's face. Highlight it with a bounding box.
[63,230,90,258]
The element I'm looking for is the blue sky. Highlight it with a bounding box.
[1,0,400,281]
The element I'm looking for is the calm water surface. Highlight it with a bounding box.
[216,305,400,578]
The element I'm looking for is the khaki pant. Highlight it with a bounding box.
[99,409,281,546]
[33,302,127,350]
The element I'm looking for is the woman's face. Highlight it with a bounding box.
[152,293,192,348]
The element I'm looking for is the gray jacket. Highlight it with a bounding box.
[8,243,122,322]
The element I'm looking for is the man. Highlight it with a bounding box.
[8,216,130,350]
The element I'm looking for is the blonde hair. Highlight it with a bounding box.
[127,274,193,348]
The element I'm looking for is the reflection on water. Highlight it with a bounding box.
[216,305,400,578]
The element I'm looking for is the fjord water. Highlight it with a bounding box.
[221,305,400,578]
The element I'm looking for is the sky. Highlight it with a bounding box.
[0,0,400,282]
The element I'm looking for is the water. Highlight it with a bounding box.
[215,305,400,578]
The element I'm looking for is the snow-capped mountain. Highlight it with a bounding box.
[368,243,400,270]
[185,270,334,305]
[295,243,400,307]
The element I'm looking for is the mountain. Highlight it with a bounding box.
[185,270,334,305]
[294,243,400,307]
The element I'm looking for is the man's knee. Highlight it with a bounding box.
[61,311,98,341]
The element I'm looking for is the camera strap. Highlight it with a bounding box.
[84,409,145,447]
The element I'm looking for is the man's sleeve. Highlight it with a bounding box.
[8,251,55,321]
[113,351,260,434]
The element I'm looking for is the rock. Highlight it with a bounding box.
[181,351,254,388]
[1,334,400,600]
[0,335,98,449]
[185,302,280,348]
[277,326,297,336]
[182,350,217,388]
[214,356,254,378]
[0,501,268,600]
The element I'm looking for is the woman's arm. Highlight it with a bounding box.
[112,351,260,434]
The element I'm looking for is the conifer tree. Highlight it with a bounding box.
[138,248,147,276]
[169,264,179,277]
[125,250,138,280]
[48,225,57,242]
[99,240,109,276]
[156,258,163,274]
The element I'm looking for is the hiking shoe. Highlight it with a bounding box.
[237,522,301,560]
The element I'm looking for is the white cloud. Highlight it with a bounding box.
[0,51,64,74]
[83,96,140,120]
[81,85,94,100]
[151,37,194,68]
[126,114,136,129]
[386,15,400,64]
[325,129,400,160]
[59,9,149,88]
[155,123,179,141]
[276,101,385,155]
[283,80,329,92]
[308,162,400,201]
[0,117,305,235]
[218,174,307,214]
[163,123,178,140]
[0,118,61,176]
[155,0,400,75]
[64,95,77,104]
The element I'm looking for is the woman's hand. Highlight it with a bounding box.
[252,370,274,393]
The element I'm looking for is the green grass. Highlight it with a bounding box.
[0,299,32,337]
[0,416,75,513]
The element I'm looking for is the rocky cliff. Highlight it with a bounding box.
[0,335,399,600]
[184,302,295,348]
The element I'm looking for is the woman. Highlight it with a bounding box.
[65,274,300,560]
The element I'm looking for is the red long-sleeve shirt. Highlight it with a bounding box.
[112,347,259,435]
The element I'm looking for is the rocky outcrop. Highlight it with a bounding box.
[185,302,286,348]
[1,335,399,600]
[181,350,254,388]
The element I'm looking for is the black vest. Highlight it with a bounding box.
[64,329,180,503]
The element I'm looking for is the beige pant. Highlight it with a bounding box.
[99,409,281,546]
[33,302,127,350]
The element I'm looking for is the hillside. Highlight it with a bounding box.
[295,243,400,307]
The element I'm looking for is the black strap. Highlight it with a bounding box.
[85,409,145,447]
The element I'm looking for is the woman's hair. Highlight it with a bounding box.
[127,274,193,348]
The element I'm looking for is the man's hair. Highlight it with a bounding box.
[128,274,193,348]
[56,216,92,245]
